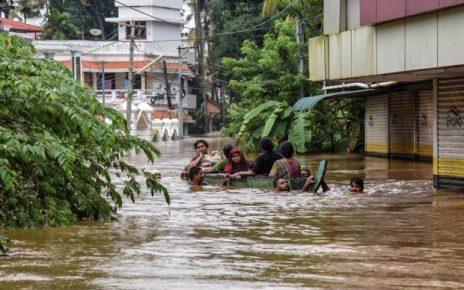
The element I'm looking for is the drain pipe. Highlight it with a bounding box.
[323,81,397,91]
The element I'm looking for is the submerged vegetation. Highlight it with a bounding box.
[0,35,168,253]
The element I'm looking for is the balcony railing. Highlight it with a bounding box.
[95,89,196,110]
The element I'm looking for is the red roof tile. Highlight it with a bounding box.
[0,17,42,32]
[60,60,191,73]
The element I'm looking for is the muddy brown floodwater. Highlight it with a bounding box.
[2,137,464,289]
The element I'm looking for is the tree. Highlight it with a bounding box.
[73,0,118,40]
[15,0,46,22]
[222,19,312,107]
[220,1,364,153]
[38,0,117,40]
[208,0,272,84]
[0,0,15,18]
[0,35,169,254]
[42,8,80,39]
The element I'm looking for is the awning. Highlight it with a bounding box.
[292,89,376,111]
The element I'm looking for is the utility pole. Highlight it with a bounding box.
[296,17,305,98]
[162,60,174,110]
[101,61,106,105]
[194,0,208,133]
[177,46,184,139]
[126,23,135,131]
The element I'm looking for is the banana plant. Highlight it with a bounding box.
[236,100,311,153]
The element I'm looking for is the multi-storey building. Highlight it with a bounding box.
[33,0,196,137]
[308,0,464,189]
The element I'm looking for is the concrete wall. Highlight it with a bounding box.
[347,0,361,30]
[360,0,464,26]
[151,22,181,53]
[309,6,464,81]
[324,0,344,34]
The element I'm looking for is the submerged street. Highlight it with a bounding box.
[2,137,464,289]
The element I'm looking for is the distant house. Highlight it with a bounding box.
[32,0,196,112]
[0,17,41,40]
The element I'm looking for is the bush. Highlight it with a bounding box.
[0,34,168,233]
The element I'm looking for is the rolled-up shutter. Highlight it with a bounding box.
[389,91,415,158]
[417,90,433,159]
[365,95,388,156]
[436,78,464,188]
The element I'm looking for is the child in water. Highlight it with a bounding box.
[350,177,364,193]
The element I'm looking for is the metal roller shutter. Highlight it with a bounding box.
[389,91,415,158]
[417,90,433,159]
[365,95,389,156]
[437,78,464,188]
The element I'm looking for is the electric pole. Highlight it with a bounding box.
[101,61,106,105]
[177,46,184,139]
[162,60,174,110]
[126,23,135,131]
[194,0,208,133]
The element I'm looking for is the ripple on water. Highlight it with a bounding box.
[3,138,464,290]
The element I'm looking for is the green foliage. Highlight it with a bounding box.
[233,100,311,153]
[42,8,80,40]
[222,19,310,107]
[231,99,365,154]
[208,0,271,84]
[38,0,117,40]
[219,0,364,154]
[0,234,9,254]
[0,35,168,233]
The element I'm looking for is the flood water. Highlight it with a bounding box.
[2,137,464,289]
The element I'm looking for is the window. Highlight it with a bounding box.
[125,73,142,90]
[97,73,115,90]
[126,21,146,40]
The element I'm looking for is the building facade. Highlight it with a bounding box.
[32,0,196,137]
[0,17,41,40]
[309,0,464,189]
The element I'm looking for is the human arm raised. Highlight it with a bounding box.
[190,153,204,167]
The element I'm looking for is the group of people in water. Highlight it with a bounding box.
[182,137,365,194]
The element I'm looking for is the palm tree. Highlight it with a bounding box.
[42,8,80,40]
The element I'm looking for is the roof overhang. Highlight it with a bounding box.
[292,89,376,111]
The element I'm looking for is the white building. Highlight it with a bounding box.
[33,0,196,111]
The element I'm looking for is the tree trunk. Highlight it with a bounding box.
[89,0,106,39]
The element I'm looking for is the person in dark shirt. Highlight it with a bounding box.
[236,137,282,177]
[252,137,283,175]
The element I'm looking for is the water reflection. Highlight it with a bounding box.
[2,137,464,289]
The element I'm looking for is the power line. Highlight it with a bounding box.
[80,38,127,56]
[208,0,297,39]
[114,0,295,41]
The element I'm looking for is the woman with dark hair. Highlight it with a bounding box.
[223,148,253,176]
[270,141,330,192]
[189,139,222,168]
[269,141,301,179]
[229,137,282,177]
